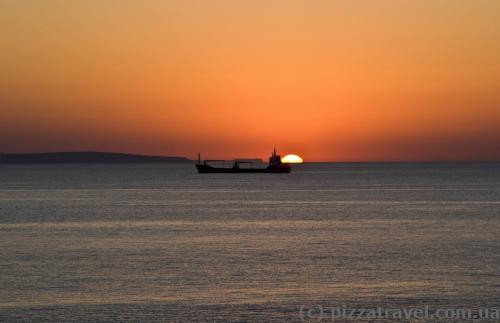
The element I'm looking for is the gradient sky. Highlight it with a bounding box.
[1,0,499,161]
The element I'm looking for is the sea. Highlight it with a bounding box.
[1,162,499,322]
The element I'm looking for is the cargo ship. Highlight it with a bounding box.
[196,149,291,173]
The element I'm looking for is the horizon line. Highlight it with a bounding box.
[1,150,499,164]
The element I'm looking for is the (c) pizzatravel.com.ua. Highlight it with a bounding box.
[299,304,500,321]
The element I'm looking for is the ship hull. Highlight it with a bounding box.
[196,164,290,173]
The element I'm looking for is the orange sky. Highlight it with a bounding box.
[1,0,499,161]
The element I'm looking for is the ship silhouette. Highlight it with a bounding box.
[195,149,291,173]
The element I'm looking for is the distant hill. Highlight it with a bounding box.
[0,151,192,164]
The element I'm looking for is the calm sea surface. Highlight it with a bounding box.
[1,163,499,322]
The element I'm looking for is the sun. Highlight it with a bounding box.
[281,154,303,163]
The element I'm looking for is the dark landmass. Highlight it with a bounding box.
[0,151,192,164]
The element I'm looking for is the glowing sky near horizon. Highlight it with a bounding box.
[1,0,499,161]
